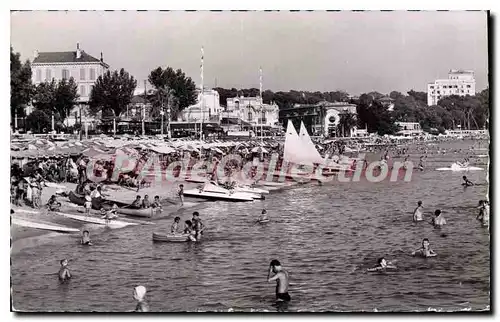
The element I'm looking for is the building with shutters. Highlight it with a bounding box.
[30,43,109,127]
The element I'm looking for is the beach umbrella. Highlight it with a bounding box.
[82,147,107,157]
[251,146,268,154]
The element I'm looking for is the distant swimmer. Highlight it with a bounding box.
[267,259,291,302]
[367,257,397,272]
[462,176,474,187]
[477,200,490,227]
[133,285,149,312]
[257,209,269,223]
[411,238,437,258]
[81,230,93,246]
[431,210,447,228]
[58,259,72,282]
[413,201,424,222]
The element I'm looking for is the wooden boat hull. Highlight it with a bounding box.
[68,191,130,210]
[152,232,190,242]
[116,207,157,218]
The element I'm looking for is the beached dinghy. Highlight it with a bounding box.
[183,183,254,202]
[68,191,130,210]
[152,232,191,242]
[115,207,158,218]
[12,218,80,233]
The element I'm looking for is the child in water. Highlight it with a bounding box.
[367,257,397,272]
[47,195,62,212]
[258,209,269,222]
[477,200,490,227]
[184,220,196,242]
[411,238,437,258]
[58,259,72,282]
[431,210,447,228]
[171,217,181,234]
[133,285,149,312]
[81,230,93,246]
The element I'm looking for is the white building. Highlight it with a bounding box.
[30,43,109,127]
[181,88,223,122]
[224,96,279,127]
[395,122,424,136]
[427,70,476,106]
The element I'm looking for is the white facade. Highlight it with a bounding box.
[427,70,476,106]
[181,88,223,122]
[396,122,424,136]
[30,45,109,127]
[224,96,279,127]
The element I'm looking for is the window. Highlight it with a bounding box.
[62,69,70,80]
[430,85,434,89]
[466,84,471,88]
[89,85,94,95]
[437,91,440,94]
[36,69,42,82]
[248,111,253,121]
[45,69,52,81]
[90,68,96,80]
[80,68,86,81]
[80,85,86,96]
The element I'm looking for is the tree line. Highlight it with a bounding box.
[11,45,489,136]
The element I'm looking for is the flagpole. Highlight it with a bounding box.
[259,66,263,142]
[200,46,204,141]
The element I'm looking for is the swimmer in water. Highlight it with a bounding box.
[267,259,291,302]
[462,176,474,186]
[133,285,149,312]
[477,200,490,227]
[413,201,424,222]
[431,209,447,228]
[411,238,437,258]
[58,259,72,282]
[81,230,93,246]
[367,257,397,272]
[417,156,425,171]
[257,209,269,223]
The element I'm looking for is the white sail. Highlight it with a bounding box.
[283,120,322,165]
[298,121,325,164]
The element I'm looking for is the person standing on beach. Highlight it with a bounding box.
[267,259,290,302]
[178,184,184,206]
[133,285,149,312]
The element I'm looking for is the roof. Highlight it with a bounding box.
[33,51,107,66]
[130,95,150,104]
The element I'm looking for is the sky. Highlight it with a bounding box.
[10,11,489,95]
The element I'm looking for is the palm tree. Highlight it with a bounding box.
[337,111,357,137]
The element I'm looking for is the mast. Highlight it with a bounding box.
[200,46,204,141]
[260,66,263,142]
